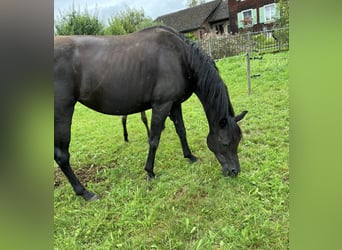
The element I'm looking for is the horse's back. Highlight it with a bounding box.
[54,27,193,115]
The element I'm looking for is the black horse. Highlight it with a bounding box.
[54,26,247,201]
[122,112,150,142]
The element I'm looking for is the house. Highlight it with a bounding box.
[228,0,280,34]
[155,0,229,39]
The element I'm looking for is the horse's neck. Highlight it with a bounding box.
[189,49,231,132]
[194,90,224,133]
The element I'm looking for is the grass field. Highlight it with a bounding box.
[54,51,289,249]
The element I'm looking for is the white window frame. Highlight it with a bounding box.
[242,9,252,19]
[242,9,253,26]
[264,3,276,22]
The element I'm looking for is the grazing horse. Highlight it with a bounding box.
[122,111,150,142]
[54,26,247,201]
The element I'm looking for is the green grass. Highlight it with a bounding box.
[54,51,289,249]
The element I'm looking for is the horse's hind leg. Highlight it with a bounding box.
[144,103,172,179]
[169,102,197,163]
[122,115,129,142]
[54,102,97,201]
[141,111,150,139]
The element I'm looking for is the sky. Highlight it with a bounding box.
[54,0,189,24]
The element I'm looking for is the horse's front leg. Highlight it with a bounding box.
[144,103,172,180]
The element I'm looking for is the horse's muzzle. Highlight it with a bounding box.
[222,165,240,177]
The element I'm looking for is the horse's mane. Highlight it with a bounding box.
[145,26,236,121]
[139,25,237,131]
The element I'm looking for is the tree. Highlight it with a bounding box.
[275,0,289,28]
[187,0,206,8]
[105,8,161,35]
[55,5,104,35]
[273,0,289,49]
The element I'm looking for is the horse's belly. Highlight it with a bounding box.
[77,63,190,115]
[78,88,151,115]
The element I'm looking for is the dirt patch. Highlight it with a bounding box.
[172,185,189,200]
[54,165,109,188]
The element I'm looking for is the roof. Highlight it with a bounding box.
[156,0,227,33]
[208,0,229,23]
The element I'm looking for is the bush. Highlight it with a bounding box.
[55,5,104,35]
[105,8,161,35]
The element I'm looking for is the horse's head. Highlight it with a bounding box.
[207,111,248,177]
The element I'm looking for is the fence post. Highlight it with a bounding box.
[246,32,251,95]
[247,48,251,96]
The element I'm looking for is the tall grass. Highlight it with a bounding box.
[54,51,289,249]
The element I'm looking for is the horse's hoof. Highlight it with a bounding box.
[187,155,198,163]
[146,173,156,181]
[83,191,98,201]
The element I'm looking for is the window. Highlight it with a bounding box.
[242,9,253,26]
[264,4,276,22]
[215,24,225,35]
[237,9,257,28]
[259,3,279,23]
[243,10,252,20]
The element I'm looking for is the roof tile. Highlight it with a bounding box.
[156,0,223,32]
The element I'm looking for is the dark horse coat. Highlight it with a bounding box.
[54,26,247,201]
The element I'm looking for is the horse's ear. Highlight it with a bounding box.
[234,110,248,122]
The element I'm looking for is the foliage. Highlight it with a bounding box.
[55,5,104,35]
[105,8,162,35]
[54,51,289,249]
[201,35,247,59]
[187,0,207,7]
[275,0,289,28]
[184,32,197,41]
[252,33,274,46]
[54,6,161,36]
[272,0,289,50]
[199,28,289,60]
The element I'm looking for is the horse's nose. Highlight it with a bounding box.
[222,166,239,177]
[228,167,239,177]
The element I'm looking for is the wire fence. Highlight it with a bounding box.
[198,27,289,60]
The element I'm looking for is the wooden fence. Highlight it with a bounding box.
[198,27,289,60]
